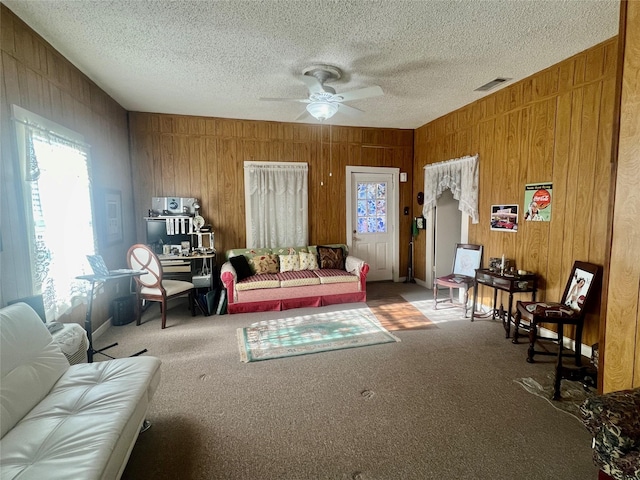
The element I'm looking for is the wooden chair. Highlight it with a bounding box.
[433,243,483,317]
[513,261,600,398]
[127,244,195,329]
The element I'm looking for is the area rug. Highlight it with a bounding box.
[237,307,400,362]
[367,294,437,331]
[514,372,595,422]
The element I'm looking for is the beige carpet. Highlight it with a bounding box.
[92,281,597,480]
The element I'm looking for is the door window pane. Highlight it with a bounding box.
[356,181,387,234]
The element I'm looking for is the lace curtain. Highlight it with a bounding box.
[19,119,96,320]
[422,154,479,223]
[244,162,308,248]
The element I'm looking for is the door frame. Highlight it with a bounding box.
[424,200,470,289]
[345,166,400,282]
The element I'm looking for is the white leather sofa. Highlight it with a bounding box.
[0,303,161,480]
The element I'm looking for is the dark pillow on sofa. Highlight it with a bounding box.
[230,255,253,281]
[317,246,345,270]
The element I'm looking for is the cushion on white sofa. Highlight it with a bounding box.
[0,356,161,480]
[0,303,69,438]
[0,302,162,480]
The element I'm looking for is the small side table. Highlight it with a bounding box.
[471,268,538,338]
[76,271,146,362]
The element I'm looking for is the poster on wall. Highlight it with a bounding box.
[523,183,552,221]
[490,205,519,232]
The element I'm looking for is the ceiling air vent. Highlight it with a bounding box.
[475,77,511,92]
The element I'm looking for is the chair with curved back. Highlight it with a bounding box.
[433,243,483,317]
[127,244,195,329]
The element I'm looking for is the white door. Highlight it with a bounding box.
[347,170,397,282]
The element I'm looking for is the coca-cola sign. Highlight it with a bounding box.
[533,189,551,209]
[524,183,553,222]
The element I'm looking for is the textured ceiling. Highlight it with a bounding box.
[3,0,620,129]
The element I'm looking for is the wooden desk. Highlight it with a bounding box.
[158,252,216,287]
[159,253,217,315]
[471,269,538,338]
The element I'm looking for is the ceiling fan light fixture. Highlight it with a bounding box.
[306,101,339,121]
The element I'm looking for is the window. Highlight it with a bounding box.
[244,162,308,248]
[13,106,97,320]
[356,181,387,233]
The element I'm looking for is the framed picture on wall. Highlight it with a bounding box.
[490,204,518,232]
[104,189,123,245]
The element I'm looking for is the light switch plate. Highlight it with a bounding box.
[400,172,407,182]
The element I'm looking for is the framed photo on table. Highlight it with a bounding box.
[103,189,123,245]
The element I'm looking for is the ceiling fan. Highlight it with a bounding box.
[260,65,384,122]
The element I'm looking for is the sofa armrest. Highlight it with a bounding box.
[345,255,367,276]
[220,262,237,304]
[581,388,640,478]
[582,388,640,439]
[345,255,369,292]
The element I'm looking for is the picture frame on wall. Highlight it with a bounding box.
[104,189,123,245]
[490,204,519,232]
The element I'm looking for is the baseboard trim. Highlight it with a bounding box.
[93,317,112,340]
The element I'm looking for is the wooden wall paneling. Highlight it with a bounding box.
[189,117,205,136]
[189,136,204,207]
[175,135,192,196]
[519,104,547,279]
[546,92,573,301]
[604,0,640,391]
[567,84,602,345]
[590,77,616,265]
[160,134,175,195]
[204,137,218,233]
[577,82,603,262]
[574,53,587,85]
[1,5,131,328]
[559,89,584,288]
[585,44,606,83]
[330,141,346,242]
[412,39,618,351]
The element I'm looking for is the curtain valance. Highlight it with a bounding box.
[422,154,479,224]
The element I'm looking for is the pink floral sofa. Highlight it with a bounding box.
[220,244,369,314]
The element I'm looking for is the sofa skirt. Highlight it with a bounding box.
[227,289,366,314]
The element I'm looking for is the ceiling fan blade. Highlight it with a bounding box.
[337,103,364,117]
[295,109,312,121]
[299,75,326,94]
[336,85,384,102]
[260,97,310,103]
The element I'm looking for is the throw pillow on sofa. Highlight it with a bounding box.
[279,254,300,272]
[299,251,319,270]
[230,255,253,281]
[250,254,279,274]
[317,246,345,270]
